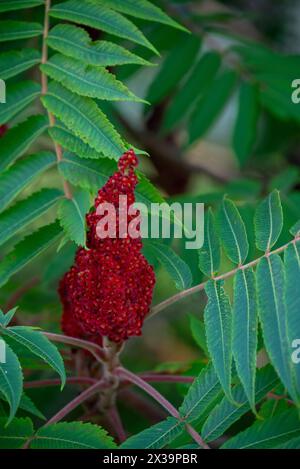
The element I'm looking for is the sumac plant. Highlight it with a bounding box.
[0,0,299,451]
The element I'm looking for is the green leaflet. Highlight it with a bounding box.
[0,1,43,12]
[255,190,283,252]
[189,315,209,356]
[0,49,40,80]
[146,35,201,106]
[0,81,40,125]
[0,115,48,172]
[0,308,17,327]
[47,24,150,67]
[42,82,125,159]
[198,208,220,277]
[218,197,249,265]
[58,189,91,247]
[17,393,45,421]
[50,0,158,54]
[0,21,42,42]
[99,0,186,31]
[188,70,237,145]
[277,436,300,449]
[204,280,233,401]
[257,255,296,402]
[145,241,192,290]
[0,418,33,449]
[0,344,23,424]
[202,365,278,442]
[163,52,221,131]
[284,241,300,404]
[0,222,62,288]
[41,54,143,102]
[233,82,259,167]
[2,326,65,389]
[290,220,300,237]
[222,409,300,448]
[0,189,63,247]
[49,125,101,159]
[232,268,258,411]
[31,422,116,449]
[179,363,222,423]
[0,152,56,213]
[121,417,184,449]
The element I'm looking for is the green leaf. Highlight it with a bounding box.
[18,393,45,420]
[204,280,233,401]
[50,0,158,54]
[0,81,41,125]
[0,222,62,288]
[188,70,236,145]
[0,0,43,12]
[254,190,283,252]
[0,189,63,247]
[2,326,65,389]
[232,268,258,411]
[58,189,91,247]
[179,363,222,423]
[163,52,221,131]
[0,115,48,172]
[41,54,143,102]
[222,409,300,448]
[0,152,56,213]
[0,49,40,80]
[218,197,249,265]
[284,241,300,405]
[0,417,33,449]
[121,417,184,449]
[49,125,101,159]
[189,315,209,356]
[233,82,259,166]
[0,344,23,424]
[290,220,300,237]
[0,308,17,327]
[146,241,192,290]
[202,366,278,442]
[257,255,295,401]
[146,35,201,105]
[42,82,125,159]
[99,0,186,31]
[47,24,151,67]
[198,208,220,277]
[0,21,42,42]
[31,421,116,449]
[277,436,300,449]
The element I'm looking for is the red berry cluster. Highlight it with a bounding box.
[0,125,7,137]
[59,149,156,343]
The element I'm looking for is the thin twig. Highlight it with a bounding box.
[41,0,72,199]
[150,236,300,318]
[24,377,97,389]
[116,367,210,449]
[139,373,194,384]
[106,406,127,443]
[44,332,106,363]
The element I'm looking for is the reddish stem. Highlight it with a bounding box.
[106,405,127,443]
[116,367,210,449]
[139,373,194,384]
[44,332,106,362]
[24,377,97,389]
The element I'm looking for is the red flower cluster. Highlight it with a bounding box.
[0,125,7,137]
[59,150,155,343]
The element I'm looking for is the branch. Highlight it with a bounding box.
[150,235,300,318]
[116,367,210,449]
[24,377,97,389]
[138,373,194,384]
[106,405,127,443]
[43,332,106,363]
[41,0,72,199]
